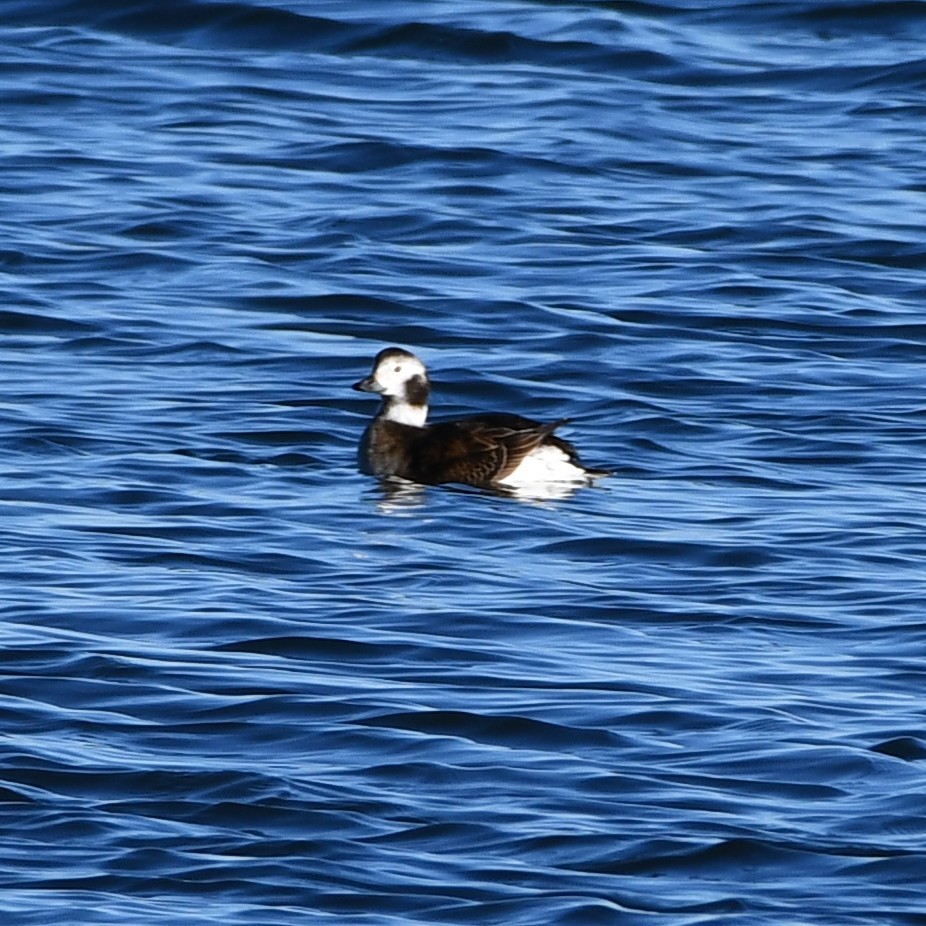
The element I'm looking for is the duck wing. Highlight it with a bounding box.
[409,416,568,486]
[464,413,608,472]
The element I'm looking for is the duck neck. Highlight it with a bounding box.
[380,396,428,427]
[378,372,429,427]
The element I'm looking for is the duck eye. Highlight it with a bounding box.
[394,365,402,372]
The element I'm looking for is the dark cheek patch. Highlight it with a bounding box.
[405,375,429,407]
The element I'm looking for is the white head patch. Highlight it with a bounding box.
[371,350,428,397]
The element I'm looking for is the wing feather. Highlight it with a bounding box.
[407,417,569,485]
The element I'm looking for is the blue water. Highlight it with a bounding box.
[3,1,926,923]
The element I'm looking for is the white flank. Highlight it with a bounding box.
[497,444,588,487]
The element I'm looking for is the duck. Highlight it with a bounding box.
[352,347,608,491]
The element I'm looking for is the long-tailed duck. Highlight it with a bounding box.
[353,347,608,490]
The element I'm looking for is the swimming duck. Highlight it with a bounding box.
[353,347,608,490]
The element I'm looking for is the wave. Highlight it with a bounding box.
[12,0,673,72]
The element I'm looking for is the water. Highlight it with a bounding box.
[3,1,926,923]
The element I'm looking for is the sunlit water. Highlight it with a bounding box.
[3,2,926,923]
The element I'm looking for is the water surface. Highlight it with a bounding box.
[2,1,926,923]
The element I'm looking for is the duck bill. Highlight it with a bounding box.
[352,376,383,393]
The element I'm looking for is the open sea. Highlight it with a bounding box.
[3,1,926,923]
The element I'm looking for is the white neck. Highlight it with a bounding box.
[382,400,428,427]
